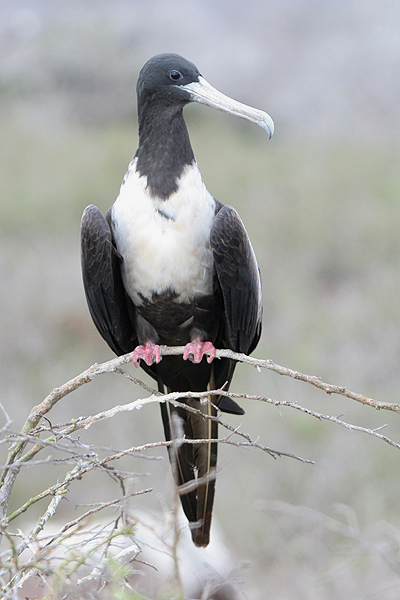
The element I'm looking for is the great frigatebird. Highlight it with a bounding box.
[80,53,274,547]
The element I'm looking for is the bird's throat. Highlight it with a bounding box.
[136,104,195,200]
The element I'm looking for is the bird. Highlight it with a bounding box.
[80,53,273,547]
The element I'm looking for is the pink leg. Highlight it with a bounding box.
[132,341,162,367]
[183,338,216,364]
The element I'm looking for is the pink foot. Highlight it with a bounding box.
[132,341,162,367]
[183,338,216,364]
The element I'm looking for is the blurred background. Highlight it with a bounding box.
[1,0,400,598]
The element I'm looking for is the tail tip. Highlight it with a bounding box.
[190,522,210,547]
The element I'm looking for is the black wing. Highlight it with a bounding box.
[211,204,262,355]
[80,204,136,356]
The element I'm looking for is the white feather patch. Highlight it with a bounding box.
[111,159,215,305]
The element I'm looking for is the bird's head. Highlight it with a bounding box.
[137,53,274,139]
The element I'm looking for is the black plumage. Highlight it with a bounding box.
[81,53,273,546]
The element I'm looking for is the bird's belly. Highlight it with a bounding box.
[122,225,214,304]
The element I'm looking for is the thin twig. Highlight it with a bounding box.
[161,347,400,412]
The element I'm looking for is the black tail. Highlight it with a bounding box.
[160,395,217,547]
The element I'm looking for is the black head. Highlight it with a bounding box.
[137,53,201,108]
[135,54,201,199]
[134,53,274,199]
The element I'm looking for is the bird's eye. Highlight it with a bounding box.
[168,69,183,82]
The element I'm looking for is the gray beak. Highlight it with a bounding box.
[181,75,274,139]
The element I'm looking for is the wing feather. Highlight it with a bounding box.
[211,204,262,355]
[80,204,136,355]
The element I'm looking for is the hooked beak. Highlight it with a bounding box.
[181,75,274,139]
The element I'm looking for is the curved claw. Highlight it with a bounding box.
[183,339,216,364]
[132,342,162,367]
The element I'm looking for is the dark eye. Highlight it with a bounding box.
[168,69,183,82]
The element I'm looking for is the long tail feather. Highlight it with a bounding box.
[159,378,218,547]
[160,400,198,523]
[188,393,217,547]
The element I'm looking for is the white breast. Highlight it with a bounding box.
[111,159,216,305]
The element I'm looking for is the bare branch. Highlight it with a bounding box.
[161,347,400,413]
[5,345,395,465]
[0,345,400,598]
[1,346,399,527]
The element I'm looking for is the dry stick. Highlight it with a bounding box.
[2,408,313,544]
[4,389,397,530]
[4,419,397,540]
[29,393,313,463]
[29,387,400,456]
[168,347,398,412]
[10,386,293,466]
[7,343,398,472]
[0,359,153,517]
[0,464,83,595]
[0,346,398,521]
[20,491,146,566]
[0,348,398,594]
[5,453,145,526]
[0,349,395,509]
[2,500,145,594]
[3,344,396,473]
[7,495,144,595]
[8,433,309,518]
[3,452,152,549]
[214,389,400,451]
